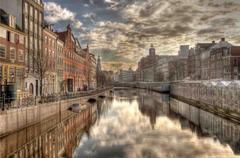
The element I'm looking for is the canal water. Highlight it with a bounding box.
[74,89,240,158]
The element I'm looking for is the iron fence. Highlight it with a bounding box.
[1,87,112,111]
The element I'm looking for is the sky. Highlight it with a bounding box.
[43,0,240,71]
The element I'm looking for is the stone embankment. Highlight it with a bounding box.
[0,88,111,138]
[170,81,240,123]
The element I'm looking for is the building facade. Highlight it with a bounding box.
[155,56,176,82]
[23,0,44,96]
[136,44,159,82]
[43,25,58,95]
[56,39,64,93]
[56,25,93,92]
[119,68,135,82]
[0,11,26,91]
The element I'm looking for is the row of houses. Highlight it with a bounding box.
[119,38,240,83]
[0,0,97,97]
[169,38,240,81]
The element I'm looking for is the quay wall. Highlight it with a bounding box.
[114,82,170,92]
[170,81,240,117]
[0,90,109,138]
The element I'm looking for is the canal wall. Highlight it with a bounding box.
[170,98,240,154]
[0,90,109,138]
[114,82,170,92]
[170,81,240,122]
[0,102,98,158]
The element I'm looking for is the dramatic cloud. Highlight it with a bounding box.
[44,0,240,71]
[44,2,75,23]
[44,2,83,29]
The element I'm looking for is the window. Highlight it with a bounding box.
[24,3,28,14]
[34,23,37,34]
[15,34,19,44]
[0,28,6,38]
[30,21,33,32]
[35,9,38,20]
[39,13,42,22]
[0,45,6,58]
[7,31,10,41]
[19,35,24,44]
[25,51,28,66]
[29,36,33,49]
[25,37,28,48]
[39,27,42,37]
[9,67,15,82]
[18,50,24,62]
[10,48,16,60]
[0,65,2,83]
[30,6,33,17]
[24,17,28,30]
[10,32,15,43]
[9,15,16,28]
[34,38,37,50]
[45,36,48,44]
[39,40,42,50]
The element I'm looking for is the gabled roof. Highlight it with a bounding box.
[56,31,68,42]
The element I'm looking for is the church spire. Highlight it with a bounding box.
[97,54,102,72]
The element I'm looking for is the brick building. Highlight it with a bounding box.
[0,11,26,91]
[0,0,44,96]
[56,39,64,93]
[209,38,240,80]
[43,25,58,95]
[56,25,94,92]
[136,44,159,82]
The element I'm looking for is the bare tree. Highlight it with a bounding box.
[34,52,49,99]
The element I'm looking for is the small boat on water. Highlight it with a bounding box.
[88,98,97,103]
[98,95,106,99]
[68,103,80,113]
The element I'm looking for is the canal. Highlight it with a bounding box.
[1,89,240,158]
[74,89,240,158]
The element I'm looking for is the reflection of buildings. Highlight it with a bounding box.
[170,98,240,154]
[137,91,170,129]
[0,103,98,158]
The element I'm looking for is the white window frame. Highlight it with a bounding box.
[0,45,6,58]
[10,47,16,60]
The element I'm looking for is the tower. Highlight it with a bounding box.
[96,54,102,72]
[96,54,102,87]
[149,44,156,56]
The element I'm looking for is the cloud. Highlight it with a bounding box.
[44,2,75,23]
[74,21,83,29]
[44,2,83,29]
[47,0,240,71]
[82,12,96,19]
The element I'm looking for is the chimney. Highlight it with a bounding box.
[221,38,225,42]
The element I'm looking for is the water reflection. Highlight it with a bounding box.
[74,89,240,158]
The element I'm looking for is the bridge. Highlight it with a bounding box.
[113,82,170,93]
